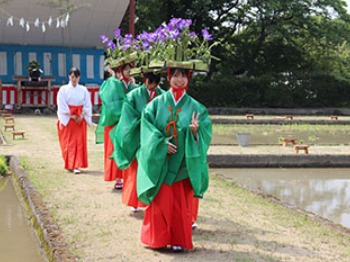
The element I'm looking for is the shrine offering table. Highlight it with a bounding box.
[13,76,55,108]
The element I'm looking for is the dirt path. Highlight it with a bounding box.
[1,115,350,261]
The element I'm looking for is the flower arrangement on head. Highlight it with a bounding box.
[135,17,219,72]
[100,28,138,70]
[100,18,219,74]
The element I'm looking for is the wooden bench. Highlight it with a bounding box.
[282,137,297,146]
[246,114,254,120]
[330,116,338,121]
[4,116,14,123]
[273,116,285,120]
[294,144,309,154]
[4,123,15,131]
[2,112,12,118]
[12,130,25,139]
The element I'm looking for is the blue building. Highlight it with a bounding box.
[0,44,104,86]
[0,0,129,107]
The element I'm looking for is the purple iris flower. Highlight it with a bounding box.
[124,33,133,39]
[100,35,109,43]
[141,40,150,50]
[123,37,133,45]
[169,17,181,28]
[202,29,212,41]
[114,28,121,37]
[169,29,180,40]
[148,32,158,42]
[184,19,192,27]
[154,27,167,42]
[107,40,116,50]
[189,31,198,40]
[133,43,141,50]
[137,31,149,41]
[178,19,192,30]
[122,43,132,51]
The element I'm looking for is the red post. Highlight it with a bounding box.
[129,0,135,37]
[0,78,2,111]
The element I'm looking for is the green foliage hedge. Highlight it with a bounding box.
[0,156,9,176]
[189,72,350,108]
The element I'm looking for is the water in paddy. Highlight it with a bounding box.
[210,168,350,228]
[212,124,350,145]
[0,178,44,261]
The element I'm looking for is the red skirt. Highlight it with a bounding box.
[141,179,194,250]
[122,159,147,208]
[192,197,199,223]
[57,119,88,170]
[104,125,123,181]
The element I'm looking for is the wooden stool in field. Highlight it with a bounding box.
[294,144,309,154]
[4,116,14,123]
[12,130,25,139]
[282,137,297,146]
[2,112,12,118]
[330,116,338,121]
[4,123,15,131]
[246,114,254,120]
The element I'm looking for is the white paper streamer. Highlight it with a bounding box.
[65,13,70,24]
[0,7,71,32]
[7,16,13,26]
[60,18,65,28]
[48,16,52,27]
[34,18,40,27]
[19,17,25,27]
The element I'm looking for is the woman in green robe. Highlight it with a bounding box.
[137,68,212,251]
[97,63,137,189]
[112,71,165,210]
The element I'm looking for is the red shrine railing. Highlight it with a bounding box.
[1,85,102,108]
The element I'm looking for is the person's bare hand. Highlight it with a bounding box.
[190,112,200,136]
[167,136,177,154]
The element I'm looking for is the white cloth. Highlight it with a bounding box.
[57,81,92,126]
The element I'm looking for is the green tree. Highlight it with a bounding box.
[124,0,350,107]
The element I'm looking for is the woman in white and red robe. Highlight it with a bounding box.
[57,67,92,174]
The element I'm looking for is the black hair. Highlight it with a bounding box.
[143,72,161,85]
[169,68,190,77]
[69,67,81,77]
[122,63,132,70]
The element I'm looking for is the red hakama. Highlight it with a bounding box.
[57,105,88,170]
[103,125,123,181]
[192,197,199,223]
[141,179,194,250]
[121,159,147,208]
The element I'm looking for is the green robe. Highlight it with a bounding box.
[95,77,137,143]
[137,91,212,204]
[112,84,165,170]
